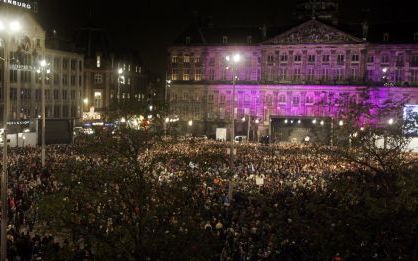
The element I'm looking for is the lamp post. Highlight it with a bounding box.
[226,53,240,169]
[0,18,21,261]
[117,68,123,119]
[37,59,51,168]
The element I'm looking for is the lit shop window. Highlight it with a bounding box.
[94,91,103,108]
[96,55,101,68]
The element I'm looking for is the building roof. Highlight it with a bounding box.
[172,18,418,47]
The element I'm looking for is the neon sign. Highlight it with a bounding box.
[1,0,32,10]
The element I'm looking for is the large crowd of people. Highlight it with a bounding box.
[0,137,417,260]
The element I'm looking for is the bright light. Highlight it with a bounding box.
[284,119,288,124]
[149,105,153,111]
[352,132,358,138]
[118,68,123,74]
[290,120,294,124]
[233,54,241,63]
[22,136,26,140]
[147,115,153,119]
[360,127,365,131]
[312,119,317,124]
[255,119,260,124]
[36,69,41,74]
[188,120,193,126]
[338,120,344,126]
[241,117,246,122]
[225,56,230,62]
[39,59,47,67]
[167,80,172,84]
[9,21,21,32]
[304,136,310,142]
[83,98,88,105]
[165,118,170,123]
[0,21,5,31]
[121,117,126,123]
[297,120,301,124]
[46,69,51,74]
[388,118,394,125]
[94,92,102,98]
[320,120,324,126]
[382,67,388,73]
[23,128,30,133]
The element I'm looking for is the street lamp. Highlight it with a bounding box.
[225,53,241,171]
[0,18,21,261]
[37,59,51,168]
[388,118,394,125]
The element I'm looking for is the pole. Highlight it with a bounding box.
[247,115,250,142]
[1,34,10,261]
[230,71,236,170]
[41,66,46,168]
[228,69,236,201]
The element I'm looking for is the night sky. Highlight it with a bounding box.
[38,0,418,76]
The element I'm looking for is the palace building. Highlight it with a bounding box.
[167,18,418,142]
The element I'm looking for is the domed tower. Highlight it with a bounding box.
[296,0,339,24]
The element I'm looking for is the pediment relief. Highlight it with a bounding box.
[265,19,364,45]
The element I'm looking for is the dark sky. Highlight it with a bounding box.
[38,0,418,76]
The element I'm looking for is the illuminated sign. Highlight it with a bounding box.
[1,0,32,9]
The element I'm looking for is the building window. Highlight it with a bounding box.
[395,69,403,82]
[294,55,302,62]
[367,55,374,63]
[307,68,315,81]
[10,70,17,83]
[351,54,360,62]
[279,68,287,80]
[171,69,178,80]
[279,94,286,104]
[171,56,178,64]
[410,69,418,84]
[94,91,103,109]
[222,36,228,44]
[195,69,202,81]
[293,68,301,81]
[267,55,274,65]
[209,68,215,80]
[71,75,76,86]
[367,69,374,81]
[183,69,190,81]
[383,33,389,42]
[96,55,101,68]
[308,55,315,63]
[396,55,404,67]
[351,68,358,81]
[94,73,103,84]
[411,55,418,67]
[306,96,314,104]
[292,96,300,106]
[54,89,59,100]
[71,90,76,100]
[71,60,76,70]
[336,68,344,81]
[322,55,330,63]
[62,90,68,100]
[183,56,190,64]
[62,74,68,86]
[280,54,288,62]
[63,59,69,70]
[381,54,389,64]
[337,54,345,65]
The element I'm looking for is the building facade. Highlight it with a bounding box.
[1,8,83,126]
[74,27,147,120]
[167,19,418,141]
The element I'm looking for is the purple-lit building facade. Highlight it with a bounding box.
[167,19,418,141]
